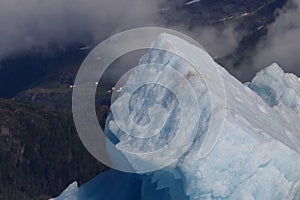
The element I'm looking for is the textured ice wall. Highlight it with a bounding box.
[106,34,300,199]
[55,34,300,200]
[249,64,300,141]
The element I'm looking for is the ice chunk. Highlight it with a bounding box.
[50,182,78,200]
[54,34,300,200]
[53,170,144,200]
[249,63,300,115]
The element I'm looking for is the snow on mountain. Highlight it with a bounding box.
[54,33,300,200]
[185,0,201,6]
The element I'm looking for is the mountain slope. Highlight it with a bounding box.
[0,99,108,200]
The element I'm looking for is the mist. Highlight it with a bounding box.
[0,0,165,58]
[253,0,300,76]
[0,0,244,62]
[4,0,297,83]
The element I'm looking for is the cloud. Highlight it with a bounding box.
[190,25,240,59]
[0,0,242,60]
[166,22,241,61]
[253,0,300,75]
[0,0,165,58]
[0,0,248,83]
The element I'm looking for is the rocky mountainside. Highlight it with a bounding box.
[162,0,288,78]
[0,99,108,200]
[0,0,289,100]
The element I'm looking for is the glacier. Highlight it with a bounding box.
[54,34,300,200]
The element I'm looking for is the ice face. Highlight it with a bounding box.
[54,34,300,200]
[249,64,300,135]
[249,63,300,111]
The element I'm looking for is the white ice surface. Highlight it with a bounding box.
[54,34,300,200]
